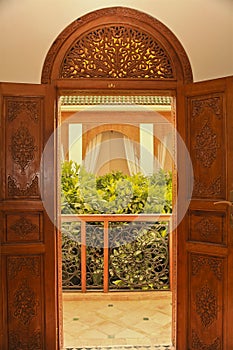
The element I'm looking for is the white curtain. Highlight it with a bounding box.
[158,135,172,170]
[83,133,102,173]
[158,139,166,170]
[61,144,65,161]
[123,136,140,175]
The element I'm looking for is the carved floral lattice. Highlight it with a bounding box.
[10,124,37,174]
[10,216,38,239]
[41,7,193,83]
[196,282,218,328]
[194,122,219,168]
[61,26,174,79]
[13,279,38,325]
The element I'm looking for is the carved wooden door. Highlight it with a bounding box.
[0,83,59,349]
[176,76,233,349]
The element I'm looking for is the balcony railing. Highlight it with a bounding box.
[61,214,171,292]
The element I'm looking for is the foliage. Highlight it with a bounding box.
[61,160,172,291]
[61,160,172,214]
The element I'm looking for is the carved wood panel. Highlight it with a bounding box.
[6,255,44,350]
[61,25,174,80]
[189,210,226,245]
[188,94,225,199]
[3,96,43,199]
[41,7,193,83]
[189,253,224,349]
[4,212,43,243]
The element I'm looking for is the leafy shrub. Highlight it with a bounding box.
[61,160,172,214]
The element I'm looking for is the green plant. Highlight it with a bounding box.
[61,160,172,214]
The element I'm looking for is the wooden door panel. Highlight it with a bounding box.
[0,83,57,350]
[177,77,233,350]
[188,253,225,349]
[190,93,226,200]
[189,210,226,245]
[6,255,45,349]
[4,96,43,199]
[4,211,43,243]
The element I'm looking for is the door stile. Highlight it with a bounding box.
[43,83,61,350]
[225,76,233,349]
[175,82,190,349]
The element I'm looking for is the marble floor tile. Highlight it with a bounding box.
[63,292,172,349]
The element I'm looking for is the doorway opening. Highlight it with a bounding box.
[58,93,176,348]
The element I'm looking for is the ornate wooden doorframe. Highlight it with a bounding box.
[41,8,233,350]
[41,7,193,349]
[3,6,232,350]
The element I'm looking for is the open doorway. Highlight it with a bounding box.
[58,93,176,348]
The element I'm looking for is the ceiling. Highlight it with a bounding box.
[0,0,232,83]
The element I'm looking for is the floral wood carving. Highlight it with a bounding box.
[10,124,37,174]
[191,97,223,119]
[9,331,42,350]
[10,216,39,239]
[194,217,218,239]
[7,100,40,123]
[194,122,219,168]
[193,176,221,198]
[13,279,39,325]
[8,256,40,279]
[61,26,174,79]
[191,255,223,281]
[196,282,218,328]
[41,7,193,83]
[192,330,221,350]
[8,175,39,198]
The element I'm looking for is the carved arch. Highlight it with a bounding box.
[41,7,193,83]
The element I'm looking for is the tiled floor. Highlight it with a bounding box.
[62,291,172,349]
[65,346,171,350]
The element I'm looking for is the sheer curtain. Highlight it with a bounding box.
[158,139,167,170]
[158,135,172,170]
[123,136,140,175]
[83,134,102,173]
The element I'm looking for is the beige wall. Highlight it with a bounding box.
[0,0,232,83]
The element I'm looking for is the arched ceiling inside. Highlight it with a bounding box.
[0,0,232,83]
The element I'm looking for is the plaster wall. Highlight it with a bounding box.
[0,0,232,83]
